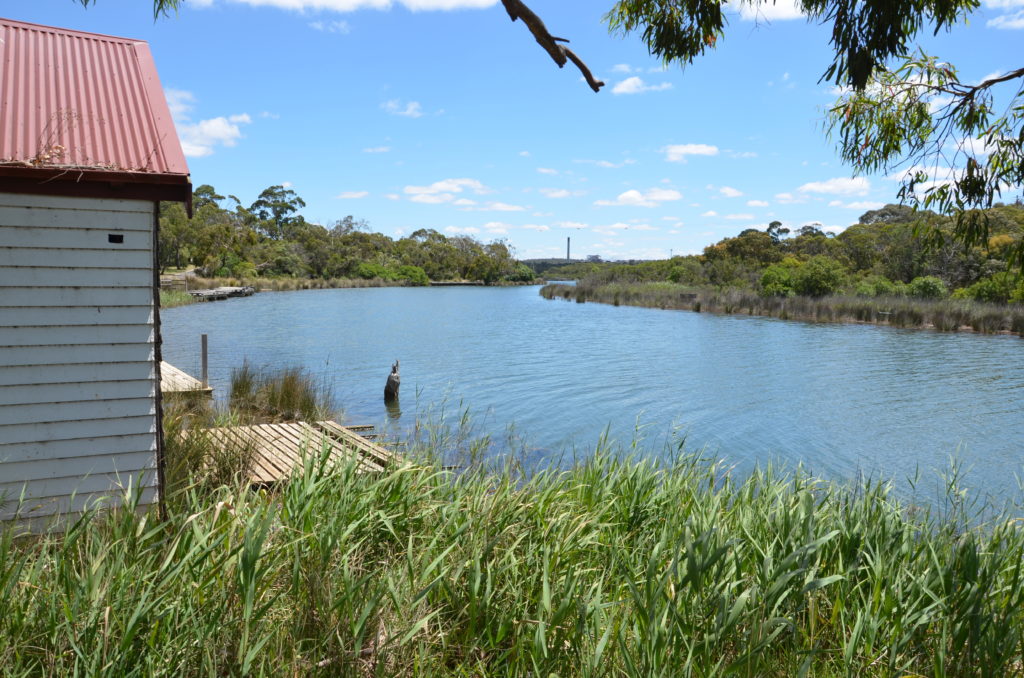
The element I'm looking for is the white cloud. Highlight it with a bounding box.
[725,213,755,220]
[576,158,638,169]
[739,0,804,21]
[335,190,368,199]
[719,186,743,198]
[482,221,510,234]
[165,88,254,157]
[594,187,682,208]
[383,193,400,201]
[611,64,633,73]
[519,150,531,157]
[555,221,588,229]
[726,150,758,159]
[987,12,1024,27]
[537,167,559,175]
[404,178,489,197]
[830,200,885,210]
[460,202,526,212]
[382,99,423,118]
[363,146,391,153]
[700,210,718,217]
[775,192,804,204]
[539,188,573,199]
[178,115,251,158]
[522,223,551,231]
[798,176,871,196]
[612,76,673,95]
[662,143,719,162]
[410,193,455,204]
[747,199,769,207]
[452,198,477,206]
[445,226,481,234]
[309,19,350,33]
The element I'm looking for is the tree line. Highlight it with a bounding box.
[539,202,1024,304]
[158,185,535,285]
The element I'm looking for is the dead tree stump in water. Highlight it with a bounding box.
[384,360,400,403]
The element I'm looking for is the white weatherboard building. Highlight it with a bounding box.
[0,18,191,527]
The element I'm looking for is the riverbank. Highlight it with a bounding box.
[541,281,1024,336]
[5,430,1024,675]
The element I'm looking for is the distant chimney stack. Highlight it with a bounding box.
[567,236,571,262]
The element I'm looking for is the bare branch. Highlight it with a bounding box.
[500,0,604,93]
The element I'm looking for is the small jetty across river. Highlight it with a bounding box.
[160,362,398,484]
[187,286,255,302]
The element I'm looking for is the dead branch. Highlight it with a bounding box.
[500,0,604,92]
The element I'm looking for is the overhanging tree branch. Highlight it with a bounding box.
[500,0,605,92]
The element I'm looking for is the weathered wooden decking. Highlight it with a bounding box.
[160,361,213,397]
[198,420,398,484]
[188,286,256,302]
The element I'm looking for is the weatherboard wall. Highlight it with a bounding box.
[0,192,159,523]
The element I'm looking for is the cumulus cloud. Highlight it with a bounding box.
[166,88,252,158]
[555,221,588,229]
[725,213,755,220]
[403,178,489,204]
[382,99,423,117]
[798,177,871,196]
[662,144,719,162]
[774,192,803,204]
[537,167,559,175]
[523,224,551,231]
[460,202,526,212]
[482,221,510,234]
[700,210,718,217]
[611,64,633,73]
[575,158,638,169]
[363,146,391,153]
[719,186,743,198]
[445,226,481,234]
[747,199,769,207]
[335,190,368,199]
[539,188,573,199]
[594,188,682,208]
[612,76,673,95]
[986,0,1024,28]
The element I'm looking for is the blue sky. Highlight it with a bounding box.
[9,0,1023,259]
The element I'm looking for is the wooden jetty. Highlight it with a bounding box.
[160,361,212,397]
[188,286,256,302]
[195,420,398,483]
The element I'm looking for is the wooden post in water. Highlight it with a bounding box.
[384,360,400,403]
[201,334,209,388]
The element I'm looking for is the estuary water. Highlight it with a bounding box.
[162,285,1024,503]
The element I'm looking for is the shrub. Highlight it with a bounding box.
[759,258,800,297]
[792,256,846,297]
[907,275,948,299]
[395,264,429,286]
[959,273,1020,304]
[855,274,897,297]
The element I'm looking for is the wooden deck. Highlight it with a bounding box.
[196,420,398,484]
[160,361,213,397]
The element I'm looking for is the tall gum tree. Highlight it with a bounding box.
[81,0,1022,263]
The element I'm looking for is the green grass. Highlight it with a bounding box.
[158,289,196,308]
[541,281,1024,336]
[4,420,1024,675]
[228,362,334,423]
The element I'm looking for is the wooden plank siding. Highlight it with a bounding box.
[0,193,160,524]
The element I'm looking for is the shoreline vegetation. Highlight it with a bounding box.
[5,368,1024,675]
[540,281,1024,336]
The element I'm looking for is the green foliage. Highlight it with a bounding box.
[792,256,847,297]
[8,432,1024,675]
[907,275,948,299]
[229,363,333,423]
[854,274,898,297]
[158,185,528,285]
[956,273,1022,304]
[759,258,801,297]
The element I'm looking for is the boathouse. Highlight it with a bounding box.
[0,18,190,526]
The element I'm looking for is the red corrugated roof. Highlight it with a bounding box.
[0,17,188,177]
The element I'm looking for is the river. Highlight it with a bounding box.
[161,285,1024,504]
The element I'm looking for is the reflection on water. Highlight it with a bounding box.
[162,285,1024,503]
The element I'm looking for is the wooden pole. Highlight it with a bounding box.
[201,334,208,387]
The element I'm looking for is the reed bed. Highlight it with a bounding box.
[541,282,1024,336]
[158,289,196,308]
[4,429,1024,676]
